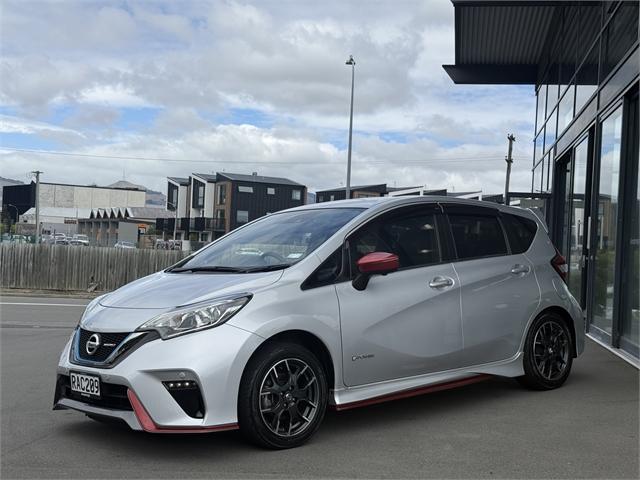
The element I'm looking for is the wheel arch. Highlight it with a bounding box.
[242,329,336,391]
[533,306,578,358]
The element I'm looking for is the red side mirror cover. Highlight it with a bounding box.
[357,252,399,274]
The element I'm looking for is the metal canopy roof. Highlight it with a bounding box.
[443,1,561,84]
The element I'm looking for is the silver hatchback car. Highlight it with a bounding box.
[54,197,584,448]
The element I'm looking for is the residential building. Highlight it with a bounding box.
[158,172,307,241]
[316,184,388,202]
[444,0,639,363]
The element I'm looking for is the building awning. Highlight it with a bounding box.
[443,1,561,84]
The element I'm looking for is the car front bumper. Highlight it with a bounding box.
[54,323,264,432]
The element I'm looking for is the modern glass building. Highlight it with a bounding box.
[444,0,639,363]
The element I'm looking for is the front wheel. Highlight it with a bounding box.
[518,312,573,390]
[238,342,328,449]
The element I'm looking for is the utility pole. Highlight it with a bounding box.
[31,170,43,244]
[345,55,356,200]
[504,134,515,205]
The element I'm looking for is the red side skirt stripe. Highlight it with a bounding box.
[333,374,492,411]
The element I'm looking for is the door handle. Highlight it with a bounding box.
[429,276,454,289]
[510,264,530,275]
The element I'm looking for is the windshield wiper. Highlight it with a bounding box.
[241,264,292,273]
[169,266,247,273]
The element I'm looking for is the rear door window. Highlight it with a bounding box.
[448,214,508,260]
[501,213,538,254]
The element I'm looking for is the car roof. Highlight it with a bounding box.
[285,196,533,217]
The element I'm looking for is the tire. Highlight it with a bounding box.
[238,342,328,449]
[518,312,574,390]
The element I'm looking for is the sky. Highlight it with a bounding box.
[0,0,537,196]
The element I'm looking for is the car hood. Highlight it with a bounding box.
[99,270,284,309]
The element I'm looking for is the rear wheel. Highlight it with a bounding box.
[518,312,573,390]
[238,342,328,449]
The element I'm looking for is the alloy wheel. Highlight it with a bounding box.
[532,320,570,381]
[259,358,320,437]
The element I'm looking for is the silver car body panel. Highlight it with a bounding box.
[55,196,585,430]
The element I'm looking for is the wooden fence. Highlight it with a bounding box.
[0,244,189,292]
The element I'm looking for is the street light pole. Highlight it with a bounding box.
[31,170,43,244]
[345,55,355,200]
[504,134,515,205]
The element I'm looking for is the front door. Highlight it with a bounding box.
[336,204,463,387]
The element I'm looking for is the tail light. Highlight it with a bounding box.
[551,248,568,282]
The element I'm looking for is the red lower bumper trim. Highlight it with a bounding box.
[333,374,492,411]
[127,389,238,434]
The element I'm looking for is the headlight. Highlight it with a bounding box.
[137,294,252,339]
[79,294,108,327]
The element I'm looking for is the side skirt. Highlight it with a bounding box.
[332,374,491,411]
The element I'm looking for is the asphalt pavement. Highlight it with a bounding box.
[1,295,638,479]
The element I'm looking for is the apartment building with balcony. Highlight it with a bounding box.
[158,172,306,242]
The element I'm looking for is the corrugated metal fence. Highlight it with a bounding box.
[0,244,189,292]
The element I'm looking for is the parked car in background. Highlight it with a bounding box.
[54,197,584,449]
[10,235,28,244]
[40,234,53,244]
[70,234,90,246]
[53,234,69,245]
[114,241,136,249]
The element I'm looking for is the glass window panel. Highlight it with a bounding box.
[592,107,623,335]
[540,157,546,192]
[545,108,557,153]
[534,133,544,163]
[558,85,575,135]
[546,155,553,192]
[532,164,541,193]
[622,148,639,349]
[536,84,547,132]
[600,1,640,81]
[575,43,599,113]
[622,94,639,354]
[567,137,589,301]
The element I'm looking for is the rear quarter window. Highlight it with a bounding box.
[502,213,538,254]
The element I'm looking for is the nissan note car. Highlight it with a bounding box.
[54,197,584,449]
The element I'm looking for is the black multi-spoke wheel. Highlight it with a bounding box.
[238,342,328,449]
[259,358,320,437]
[519,312,574,390]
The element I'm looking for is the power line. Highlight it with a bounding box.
[1,146,528,166]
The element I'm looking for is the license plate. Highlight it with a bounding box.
[70,372,101,398]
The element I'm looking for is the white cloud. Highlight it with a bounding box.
[0,0,536,197]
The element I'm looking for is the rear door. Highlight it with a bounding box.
[443,204,540,366]
[336,203,464,387]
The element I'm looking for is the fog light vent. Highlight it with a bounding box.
[162,380,205,418]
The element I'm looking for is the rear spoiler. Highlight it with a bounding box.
[527,207,549,233]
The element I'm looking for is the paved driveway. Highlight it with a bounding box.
[1,295,638,479]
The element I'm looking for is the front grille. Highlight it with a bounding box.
[57,375,132,411]
[77,329,129,362]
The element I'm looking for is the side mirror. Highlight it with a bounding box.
[352,252,399,291]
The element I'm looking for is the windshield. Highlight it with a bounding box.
[172,208,364,272]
